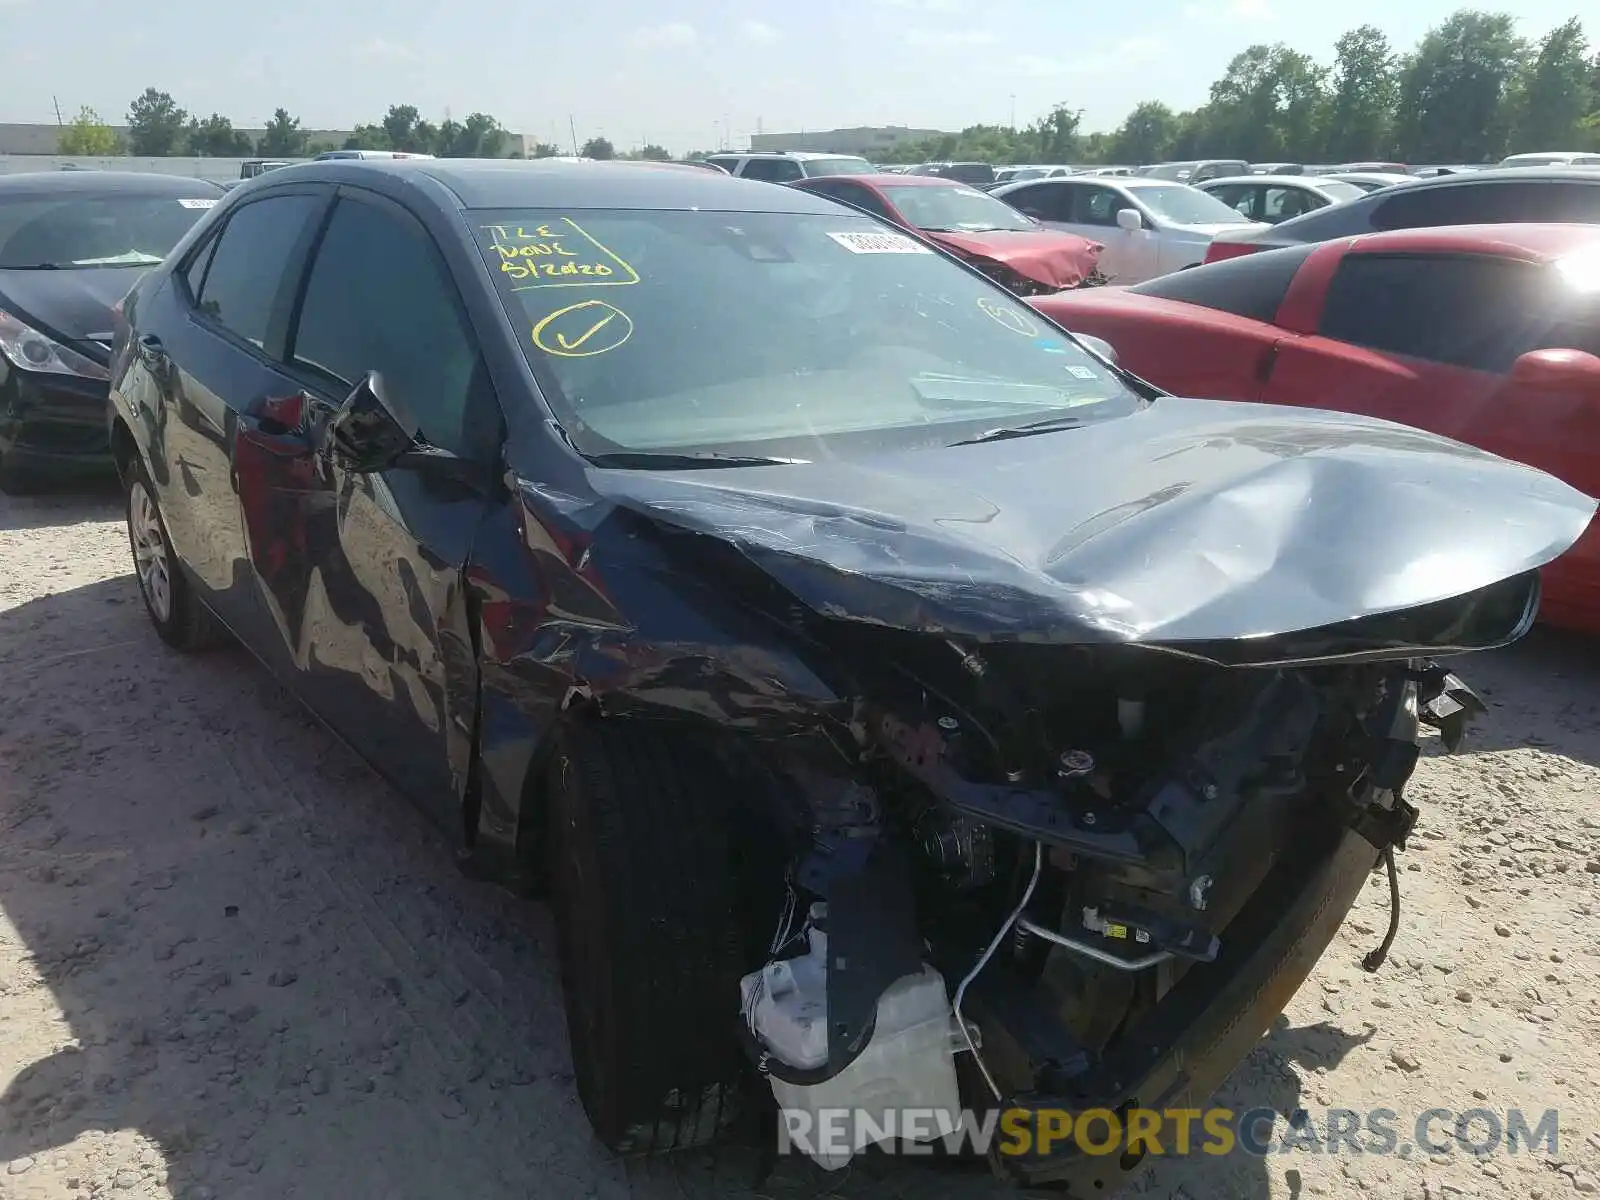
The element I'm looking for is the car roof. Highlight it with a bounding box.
[0,170,224,196]
[1400,166,1600,186]
[723,150,870,161]
[259,157,857,214]
[798,172,973,189]
[1200,175,1327,187]
[1347,221,1600,261]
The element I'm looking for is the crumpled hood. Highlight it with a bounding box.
[922,228,1103,289]
[0,267,139,350]
[587,397,1596,647]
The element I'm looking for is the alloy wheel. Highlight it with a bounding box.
[129,483,172,623]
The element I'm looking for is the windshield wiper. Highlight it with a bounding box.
[0,262,61,271]
[947,414,1088,447]
[585,450,809,470]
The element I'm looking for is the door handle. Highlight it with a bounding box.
[137,333,166,360]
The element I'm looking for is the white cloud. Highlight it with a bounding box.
[1012,37,1165,78]
[739,20,780,44]
[351,38,417,63]
[905,28,999,48]
[1183,0,1274,23]
[632,22,698,48]
[876,0,966,10]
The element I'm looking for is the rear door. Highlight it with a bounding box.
[1260,252,1551,456]
[238,186,503,824]
[121,186,330,636]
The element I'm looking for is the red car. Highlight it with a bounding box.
[789,172,1103,295]
[1031,223,1600,632]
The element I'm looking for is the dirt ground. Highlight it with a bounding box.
[0,485,1596,1200]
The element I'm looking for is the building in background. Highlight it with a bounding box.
[748,126,949,157]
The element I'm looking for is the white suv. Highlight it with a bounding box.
[703,151,874,183]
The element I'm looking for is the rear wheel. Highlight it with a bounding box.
[125,459,225,652]
[547,720,748,1153]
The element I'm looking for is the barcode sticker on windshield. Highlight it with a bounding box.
[1067,365,1098,380]
[178,198,218,209]
[826,231,932,255]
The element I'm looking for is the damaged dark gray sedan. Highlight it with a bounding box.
[106,159,1596,1191]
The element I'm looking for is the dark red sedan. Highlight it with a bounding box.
[1031,223,1600,632]
[790,172,1103,295]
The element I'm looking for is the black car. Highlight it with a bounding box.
[1206,166,1600,260]
[0,170,223,490]
[108,158,1591,1189]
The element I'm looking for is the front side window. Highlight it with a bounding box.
[880,184,1034,232]
[1318,253,1600,372]
[1001,182,1071,222]
[0,192,219,270]
[472,208,1141,462]
[291,198,490,458]
[194,194,320,347]
[1076,187,1122,226]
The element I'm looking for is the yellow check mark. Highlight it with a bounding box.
[556,312,616,352]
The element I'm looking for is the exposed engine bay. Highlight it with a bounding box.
[733,627,1481,1178]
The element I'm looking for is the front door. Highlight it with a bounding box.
[233,188,503,827]
[118,189,329,636]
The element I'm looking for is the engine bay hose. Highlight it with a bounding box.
[952,840,1044,1101]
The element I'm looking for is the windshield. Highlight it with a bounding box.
[881,184,1035,232]
[0,193,216,269]
[803,157,874,177]
[1130,184,1255,225]
[472,208,1139,462]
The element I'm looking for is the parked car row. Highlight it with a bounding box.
[0,156,1594,1197]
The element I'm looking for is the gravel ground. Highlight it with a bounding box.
[0,485,1597,1200]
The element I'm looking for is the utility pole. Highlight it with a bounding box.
[1009,93,1017,131]
[53,95,63,125]
[568,114,579,157]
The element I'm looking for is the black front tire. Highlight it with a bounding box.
[125,458,225,653]
[547,720,748,1154]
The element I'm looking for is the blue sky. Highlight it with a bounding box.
[0,0,1587,153]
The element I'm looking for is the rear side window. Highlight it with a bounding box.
[181,235,218,300]
[1318,253,1569,372]
[1370,181,1600,231]
[194,195,320,347]
[290,197,491,459]
[741,158,804,183]
[705,156,742,173]
[1130,241,1318,321]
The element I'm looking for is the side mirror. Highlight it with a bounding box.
[326,371,417,473]
[1074,333,1118,365]
[1504,348,1600,403]
[1115,207,1143,232]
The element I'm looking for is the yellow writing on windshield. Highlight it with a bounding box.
[977,296,1037,336]
[532,299,634,358]
[483,219,641,289]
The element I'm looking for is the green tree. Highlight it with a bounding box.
[258,107,309,158]
[57,107,120,156]
[631,143,671,161]
[436,112,509,157]
[343,124,390,151]
[580,136,616,159]
[1199,44,1328,160]
[1108,100,1179,163]
[126,88,188,156]
[185,113,253,156]
[1029,104,1083,162]
[1508,17,1591,151]
[1321,26,1399,161]
[379,105,437,153]
[1394,10,1527,162]
[530,141,563,158]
